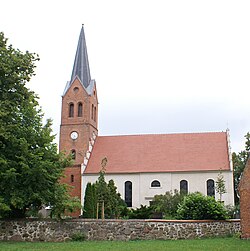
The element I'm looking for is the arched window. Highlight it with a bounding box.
[207,179,215,197]
[125,181,132,207]
[94,107,97,122]
[180,180,188,194]
[91,104,94,120]
[71,149,76,160]
[71,175,74,183]
[69,103,74,117]
[151,180,161,187]
[78,102,83,117]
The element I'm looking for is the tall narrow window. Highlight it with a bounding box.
[69,103,74,117]
[94,107,97,122]
[71,149,76,160]
[71,175,74,183]
[151,180,161,187]
[125,181,132,207]
[180,180,188,194]
[207,179,215,197]
[78,102,83,117]
[91,104,94,120]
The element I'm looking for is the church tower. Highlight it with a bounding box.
[59,26,98,216]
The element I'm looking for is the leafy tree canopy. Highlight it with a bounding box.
[151,190,185,219]
[0,32,80,218]
[83,171,126,219]
[177,192,227,220]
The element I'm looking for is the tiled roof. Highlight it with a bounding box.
[84,132,230,174]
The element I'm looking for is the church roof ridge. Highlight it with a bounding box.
[97,131,227,138]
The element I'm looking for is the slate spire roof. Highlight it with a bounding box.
[71,25,91,88]
[63,25,93,95]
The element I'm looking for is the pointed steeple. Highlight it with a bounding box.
[70,25,91,88]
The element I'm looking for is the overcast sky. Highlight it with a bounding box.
[1,0,250,153]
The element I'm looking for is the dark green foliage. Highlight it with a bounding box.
[0,197,10,216]
[107,179,127,218]
[83,171,126,219]
[177,192,228,220]
[150,190,185,219]
[83,183,96,218]
[49,183,81,219]
[95,171,109,203]
[232,132,250,204]
[0,32,80,218]
[128,205,152,219]
[95,171,110,218]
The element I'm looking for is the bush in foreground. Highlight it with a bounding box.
[150,190,185,219]
[177,192,227,220]
[128,205,153,219]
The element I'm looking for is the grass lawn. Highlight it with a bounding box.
[0,237,250,251]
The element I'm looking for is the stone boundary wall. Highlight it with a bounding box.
[0,219,241,242]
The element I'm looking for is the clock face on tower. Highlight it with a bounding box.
[70,131,78,140]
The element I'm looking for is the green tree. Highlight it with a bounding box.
[96,171,109,202]
[107,179,127,218]
[83,170,126,219]
[95,170,110,218]
[83,182,97,218]
[232,132,250,204]
[215,171,226,202]
[177,192,227,220]
[49,183,81,219]
[151,190,185,219]
[0,32,80,218]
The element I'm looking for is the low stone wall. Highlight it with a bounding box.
[0,219,241,242]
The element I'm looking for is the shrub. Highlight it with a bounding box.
[150,190,185,219]
[128,205,152,219]
[83,172,127,219]
[176,192,228,220]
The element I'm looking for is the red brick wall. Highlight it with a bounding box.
[59,77,98,217]
[59,78,98,165]
[60,165,82,217]
[239,157,250,239]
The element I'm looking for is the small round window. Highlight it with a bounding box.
[73,87,79,93]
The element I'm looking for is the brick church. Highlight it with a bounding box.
[59,26,234,216]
